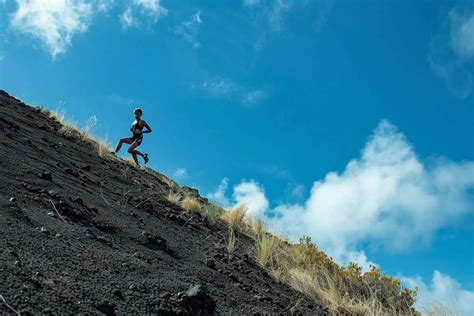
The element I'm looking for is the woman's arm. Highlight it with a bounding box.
[141,120,152,133]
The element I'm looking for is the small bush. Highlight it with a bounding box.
[220,204,246,231]
[203,204,224,225]
[181,196,201,213]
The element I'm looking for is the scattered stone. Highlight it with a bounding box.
[177,284,215,315]
[47,211,56,217]
[84,228,98,240]
[9,197,17,203]
[65,168,79,177]
[141,231,169,252]
[48,190,58,197]
[40,227,50,235]
[55,233,62,238]
[94,301,116,316]
[129,284,137,291]
[39,171,52,181]
[42,307,53,314]
[80,164,91,171]
[71,196,84,205]
[112,289,124,300]
[205,258,216,269]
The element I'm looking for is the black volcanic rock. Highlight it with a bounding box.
[0,91,325,315]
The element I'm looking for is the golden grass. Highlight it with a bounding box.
[220,204,246,231]
[80,128,90,142]
[288,268,390,316]
[225,228,236,254]
[95,137,112,158]
[166,192,181,205]
[241,217,419,315]
[59,122,79,137]
[256,233,281,267]
[180,196,202,213]
[245,216,266,240]
[41,107,65,123]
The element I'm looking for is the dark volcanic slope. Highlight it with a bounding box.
[0,91,326,315]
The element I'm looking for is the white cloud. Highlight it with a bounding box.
[233,180,269,215]
[193,77,237,98]
[96,0,114,12]
[173,168,187,179]
[120,0,168,30]
[209,120,474,268]
[208,178,269,215]
[270,120,474,264]
[10,0,94,58]
[401,271,474,315]
[192,76,266,105]
[119,7,138,29]
[207,177,232,208]
[175,10,202,48]
[429,8,474,98]
[243,89,265,105]
[244,0,293,33]
[451,11,474,59]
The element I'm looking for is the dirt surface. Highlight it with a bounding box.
[0,90,327,315]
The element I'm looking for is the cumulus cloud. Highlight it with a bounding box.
[233,180,269,215]
[207,178,269,215]
[120,0,168,30]
[175,10,202,48]
[209,120,474,269]
[401,271,474,315]
[270,120,474,264]
[207,178,232,209]
[429,7,474,98]
[10,0,94,58]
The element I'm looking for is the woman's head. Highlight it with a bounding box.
[134,108,143,119]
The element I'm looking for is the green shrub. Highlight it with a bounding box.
[203,204,224,225]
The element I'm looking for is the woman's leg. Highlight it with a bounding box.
[128,141,145,165]
[115,137,132,153]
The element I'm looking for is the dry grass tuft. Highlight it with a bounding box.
[220,204,247,231]
[59,122,79,137]
[287,268,389,315]
[94,137,112,158]
[166,192,181,205]
[80,128,90,142]
[203,204,224,225]
[225,228,237,254]
[180,196,202,213]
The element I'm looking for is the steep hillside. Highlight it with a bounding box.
[0,90,327,315]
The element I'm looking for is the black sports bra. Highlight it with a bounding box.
[131,119,144,133]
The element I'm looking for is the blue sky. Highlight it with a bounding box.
[1,0,473,313]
